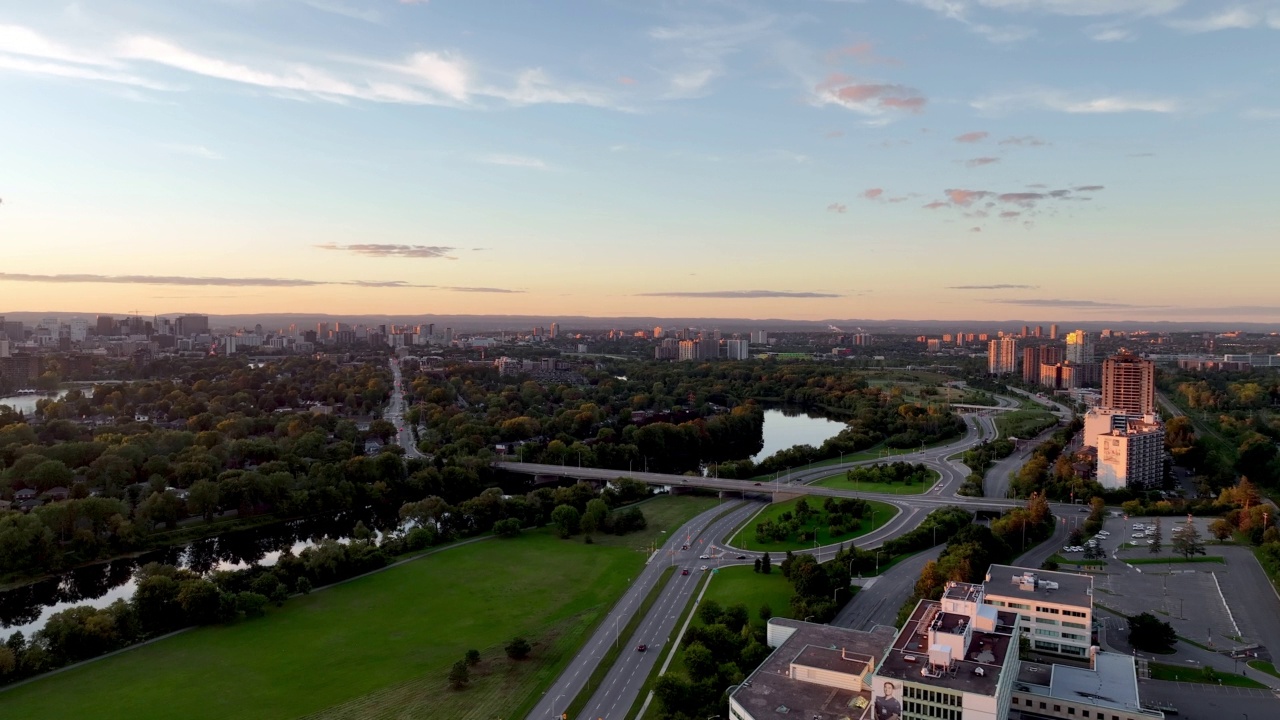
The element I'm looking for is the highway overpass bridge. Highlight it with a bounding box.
[493,461,1026,513]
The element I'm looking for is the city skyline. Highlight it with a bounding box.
[1,1,1278,321]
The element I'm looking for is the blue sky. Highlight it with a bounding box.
[1,0,1277,322]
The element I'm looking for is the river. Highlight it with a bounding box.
[0,389,71,415]
[751,407,849,463]
[0,510,400,642]
[0,406,848,640]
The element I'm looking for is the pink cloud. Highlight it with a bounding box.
[815,74,927,114]
[923,200,948,209]
[1075,185,1105,192]
[970,226,982,232]
[999,211,1021,218]
[827,202,847,213]
[618,76,636,85]
[825,129,844,138]
[965,157,1000,167]
[954,131,989,143]
[863,188,884,200]
[945,189,993,206]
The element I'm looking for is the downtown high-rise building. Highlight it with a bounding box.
[987,336,1018,375]
[1049,323,1059,340]
[1064,330,1094,364]
[1101,351,1156,415]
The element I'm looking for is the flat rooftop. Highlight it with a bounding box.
[793,644,877,675]
[942,582,983,604]
[732,620,896,720]
[876,600,1018,697]
[983,564,1093,608]
[1017,653,1160,717]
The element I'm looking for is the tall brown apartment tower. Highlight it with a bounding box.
[1101,352,1156,414]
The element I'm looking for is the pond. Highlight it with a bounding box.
[0,389,71,415]
[0,510,401,642]
[752,408,848,463]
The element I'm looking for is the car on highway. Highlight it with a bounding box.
[681,569,689,575]
[636,644,647,652]
[736,555,747,560]
[701,565,708,571]
[699,554,709,559]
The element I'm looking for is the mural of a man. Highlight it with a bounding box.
[874,680,902,720]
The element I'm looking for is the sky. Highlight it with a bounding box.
[0,0,1278,323]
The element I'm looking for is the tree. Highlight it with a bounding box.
[187,479,220,522]
[550,504,580,538]
[448,659,470,689]
[1171,521,1206,559]
[761,551,772,575]
[505,636,532,660]
[493,518,522,538]
[236,591,269,618]
[759,604,773,623]
[1149,518,1163,554]
[294,576,313,595]
[1208,518,1233,541]
[698,599,723,626]
[465,648,481,666]
[1128,612,1177,652]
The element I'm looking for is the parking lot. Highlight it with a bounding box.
[1055,515,1256,650]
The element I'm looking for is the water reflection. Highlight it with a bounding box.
[0,507,402,640]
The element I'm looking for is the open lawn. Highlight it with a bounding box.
[663,565,797,682]
[994,409,1058,439]
[1147,662,1267,688]
[729,499,897,552]
[813,469,938,495]
[0,496,717,720]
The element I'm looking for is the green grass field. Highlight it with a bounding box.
[729,499,897,552]
[1247,659,1280,678]
[1147,662,1266,688]
[0,496,718,720]
[812,468,938,495]
[994,408,1058,440]
[662,565,797,682]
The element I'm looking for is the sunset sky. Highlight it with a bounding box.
[1,0,1277,322]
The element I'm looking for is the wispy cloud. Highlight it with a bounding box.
[827,202,848,213]
[945,189,994,206]
[955,131,989,143]
[998,135,1048,146]
[972,89,1178,114]
[1085,26,1135,41]
[161,143,222,160]
[824,41,901,66]
[947,283,1040,290]
[987,297,1145,309]
[813,73,927,115]
[300,0,383,24]
[637,289,841,298]
[966,157,1000,167]
[0,272,430,287]
[1243,108,1280,120]
[863,188,885,200]
[479,153,549,169]
[315,243,458,259]
[441,286,524,293]
[1167,7,1266,32]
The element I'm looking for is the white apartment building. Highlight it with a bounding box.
[1097,419,1164,490]
[726,339,750,360]
[982,566,1093,659]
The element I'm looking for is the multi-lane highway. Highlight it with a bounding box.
[526,500,762,720]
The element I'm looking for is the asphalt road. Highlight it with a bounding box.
[833,546,945,631]
[526,501,763,720]
[385,358,423,459]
